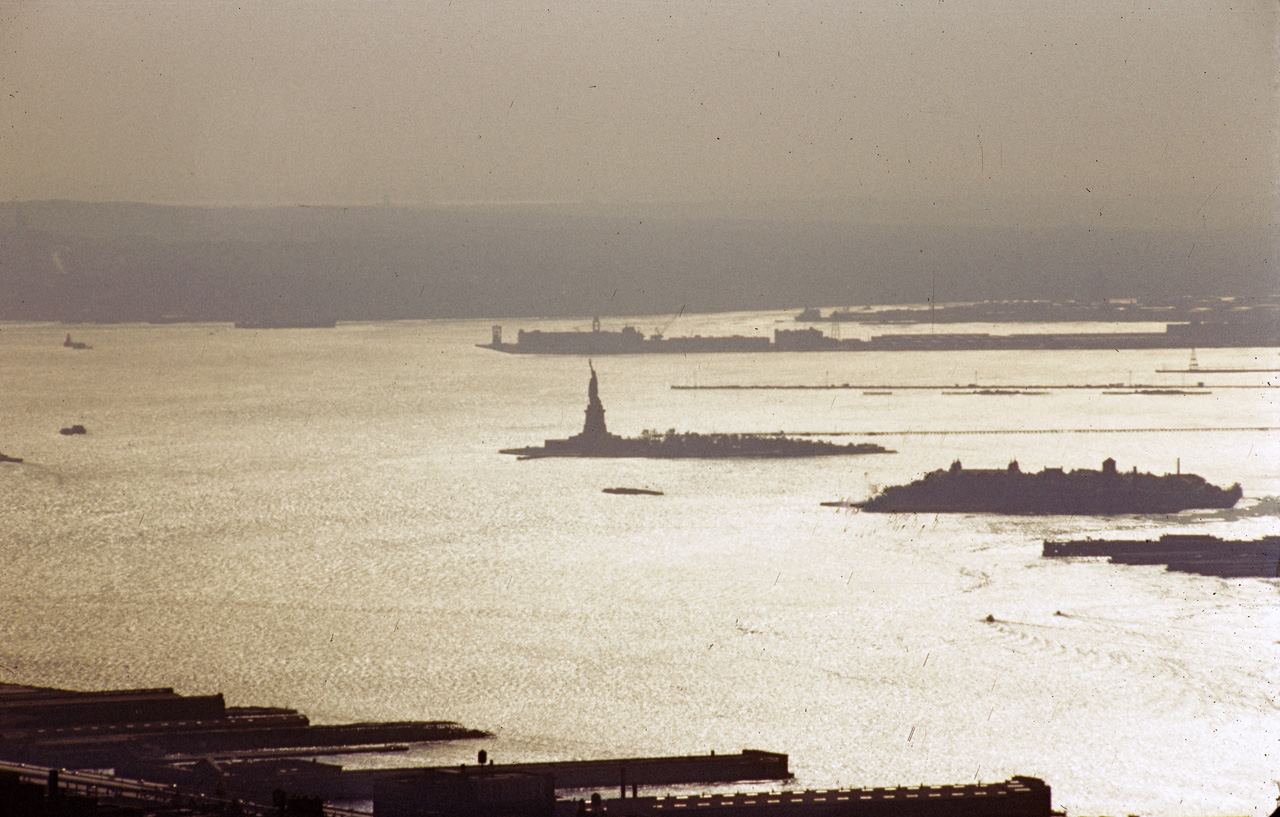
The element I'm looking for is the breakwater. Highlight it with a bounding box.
[671,383,1273,391]
[482,321,1280,355]
[793,427,1280,436]
[1043,534,1280,579]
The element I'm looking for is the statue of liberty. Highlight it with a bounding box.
[581,361,608,438]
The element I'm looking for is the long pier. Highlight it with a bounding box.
[565,776,1054,816]
[671,383,1274,391]
[487,750,790,789]
[1155,367,1280,373]
[792,427,1280,436]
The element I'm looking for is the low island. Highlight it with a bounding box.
[839,458,1242,515]
[501,366,893,460]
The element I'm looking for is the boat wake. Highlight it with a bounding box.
[979,612,1279,716]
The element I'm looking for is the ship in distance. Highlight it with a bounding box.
[837,458,1242,515]
[500,365,892,460]
[1043,533,1280,579]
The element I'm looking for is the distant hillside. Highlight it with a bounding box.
[0,201,1272,322]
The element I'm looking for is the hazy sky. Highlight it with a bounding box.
[2,1,1275,229]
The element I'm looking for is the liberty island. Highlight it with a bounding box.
[500,365,893,460]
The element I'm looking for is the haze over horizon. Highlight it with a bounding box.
[3,1,1275,230]
[1,2,1276,320]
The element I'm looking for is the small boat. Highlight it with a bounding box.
[0,453,22,463]
[602,487,664,496]
[59,424,87,436]
[63,333,90,350]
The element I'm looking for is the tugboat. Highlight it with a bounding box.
[849,458,1241,515]
[501,365,893,460]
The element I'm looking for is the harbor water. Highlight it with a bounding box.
[1,311,1278,815]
